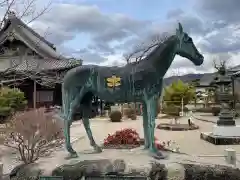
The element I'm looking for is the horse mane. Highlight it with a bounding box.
[125,32,173,64]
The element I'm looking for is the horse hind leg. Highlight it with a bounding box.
[82,111,102,153]
[81,93,102,153]
[62,88,79,158]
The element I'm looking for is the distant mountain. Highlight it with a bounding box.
[163,72,216,86]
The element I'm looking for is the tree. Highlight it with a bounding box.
[0,0,52,28]
[213,58,228,75]
[3,108,64,164]
[0,87,27,123]
[163,80,196,107]
[124,32,170,64]
[123,32,170,110]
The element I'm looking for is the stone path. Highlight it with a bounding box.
[69,117,240,166]
[193,112,240,124]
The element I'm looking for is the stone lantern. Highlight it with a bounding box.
[201,64,240,145]
[213,67,235,126]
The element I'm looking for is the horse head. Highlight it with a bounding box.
[175,23,204,66]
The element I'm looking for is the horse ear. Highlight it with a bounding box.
[178,23,183,34]
[176,22,184,47]
[176,22,183,36]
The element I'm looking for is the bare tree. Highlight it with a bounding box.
[4,108,64,164]
[170,68,181,77]
[212,58,230,77]
[0,0,52,28]
[124,32,170,64]
[213,58,228,71]
[123,32,170,109]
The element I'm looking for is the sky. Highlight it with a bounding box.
[4,0,240,77]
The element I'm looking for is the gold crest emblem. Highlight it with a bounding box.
[106,75,121,87]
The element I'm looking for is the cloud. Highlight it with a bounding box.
[190,0,240,64]
[196,0,240,24]
[77,50,107,64]
[31,3,209,66]
[166,8,184,19]
[33,3,150,52]
[25,0,240,76]
[58,46,107,63]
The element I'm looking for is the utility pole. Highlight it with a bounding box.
[181,97,184,116]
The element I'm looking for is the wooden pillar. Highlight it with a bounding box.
[232,76,236,109]
[33,79,36,109]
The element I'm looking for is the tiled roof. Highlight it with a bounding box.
[0,13,83,72]
[232,71,240,77]
[12,57,82,72]
[0,13,70,60]
[0,13,55,48]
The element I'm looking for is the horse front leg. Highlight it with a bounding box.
[145,97,165,159]
[82,105,102,153]
[142,102,149,149]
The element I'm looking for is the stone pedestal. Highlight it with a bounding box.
[212,125,240,137]
[201,124,240,145]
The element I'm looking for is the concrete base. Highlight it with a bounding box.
[200,132,240,145]
[213,125,240,137]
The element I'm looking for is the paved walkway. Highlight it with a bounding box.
[193,112,240,124]
[70,116,240,159]
[3,115,240,175]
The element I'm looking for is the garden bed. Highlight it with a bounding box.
[157,123,199,131]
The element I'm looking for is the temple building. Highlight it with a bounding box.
[0,12,82,108]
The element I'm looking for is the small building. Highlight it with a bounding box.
[0,12,82,108]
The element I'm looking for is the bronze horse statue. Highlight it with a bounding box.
[58,23,204,159]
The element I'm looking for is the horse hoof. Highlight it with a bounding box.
[149,149,167,160]
[151,153,167,160]
[143,146,149,150]
[65,152,78,159]
[94,146,103,153]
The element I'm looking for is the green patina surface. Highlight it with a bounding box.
[59,23,204,159]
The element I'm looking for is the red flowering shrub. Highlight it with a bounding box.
[103,128,141,147]
[103,128,168,150]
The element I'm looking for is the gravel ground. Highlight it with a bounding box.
[2,114,240,175]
